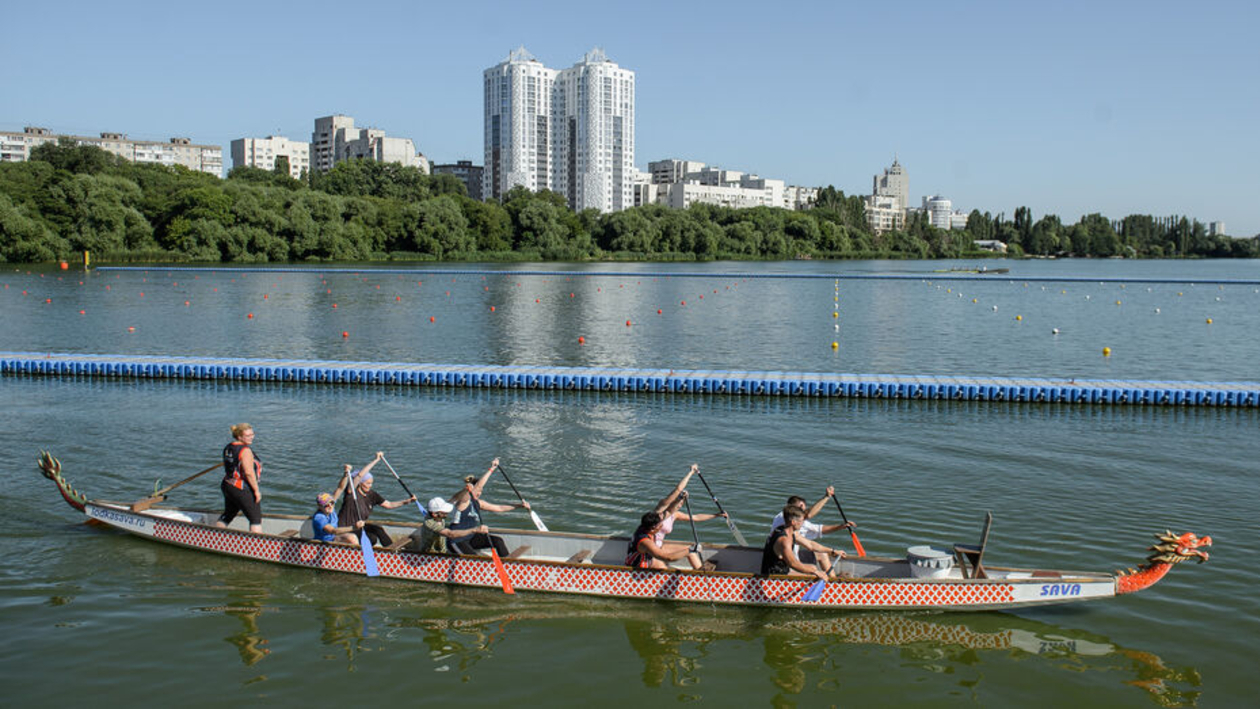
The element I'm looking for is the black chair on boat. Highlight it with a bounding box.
[954,512,992,579]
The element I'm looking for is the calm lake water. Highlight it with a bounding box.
[2,259,1256,707]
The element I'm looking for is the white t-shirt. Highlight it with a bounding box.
[769,513,823,541]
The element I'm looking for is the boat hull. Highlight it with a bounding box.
[83,503,1116,611]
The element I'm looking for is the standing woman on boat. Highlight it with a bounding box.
[214,423,262,534]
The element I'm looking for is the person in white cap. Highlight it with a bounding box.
[417,496,488,554]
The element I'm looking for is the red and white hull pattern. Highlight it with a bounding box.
[84,503,1121,611]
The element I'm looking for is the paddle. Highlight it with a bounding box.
[490,546,515,594]
[803,578,826,602]
[345,468,380,577]
[131,461,223,511]
[695,470,748,546]
[496,464,548,532]
[682,492,703,562]
[832,494,866,557]
[380,454,427,517]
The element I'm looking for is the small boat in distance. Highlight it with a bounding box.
[932,266,1010,275]
[37,452,1212,612]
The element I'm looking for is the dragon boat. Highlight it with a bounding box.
[38,452,1211,611]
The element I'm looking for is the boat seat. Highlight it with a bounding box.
[279,529,300,538]
[565,549,593,564]
[954,511,993,579]
[507,545,531,560]
[385,537,412,552]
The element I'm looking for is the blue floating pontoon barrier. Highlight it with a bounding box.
[1,351,1257,409]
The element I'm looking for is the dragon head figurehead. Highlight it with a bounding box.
[1116,530,1213,595]
[39,451,88,512]
[1147,530,1212,565]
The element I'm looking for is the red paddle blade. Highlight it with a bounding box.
[850,530,867,558]
[491,547,515,594]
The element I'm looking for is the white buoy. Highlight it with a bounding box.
[992,305,998,311]
[1052,328,1060,335]
[1155,308,1160,313]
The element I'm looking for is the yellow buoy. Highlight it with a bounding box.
[1206,318,1213,324]
[972,298,977,303]
[1015,315,1022,321]
[1103,347,1111,357]
[1115,300,1122,305]
[831,342,839,349]
[832,312,838,318]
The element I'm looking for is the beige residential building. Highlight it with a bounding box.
[311,115,423,173]
[230,136,311,179]
[0,126,222,175]
[642,158,815,211]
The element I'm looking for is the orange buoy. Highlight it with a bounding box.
[127,326,135,332]
[263,294,268,299]
[625,320,632,327]
[535,298,540,303]
[429,316,435,323]
[247,313,254,319]
[490,306,496,312]
[59,261,68,270]
[45,298,51,303]
[342,331,349,338]
[680,300,686,306]
[79,310,85,315]
[657,309,662,314]
[184,301,190,306]
[578,336,585,344]
[332,303,337,308]
[396,296,401,301]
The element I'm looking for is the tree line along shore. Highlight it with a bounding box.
[2,140,1255,264]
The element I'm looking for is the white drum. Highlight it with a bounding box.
[907,545,955,579]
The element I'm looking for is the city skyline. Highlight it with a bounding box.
[3,0,1256,235]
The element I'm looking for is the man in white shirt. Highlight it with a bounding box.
[768,486,856,577]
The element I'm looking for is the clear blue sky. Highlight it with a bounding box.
[5,0,1257,235]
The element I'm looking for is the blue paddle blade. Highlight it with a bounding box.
[803,579,825,602]
[413,499,428,517]
[360,531,380,577]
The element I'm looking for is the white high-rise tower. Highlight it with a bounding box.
[483,47,556,202]
[552,48,635,212]
[483,47,635,212]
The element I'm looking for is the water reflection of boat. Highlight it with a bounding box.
[39,452,1211,612]
[391,599,1201,705]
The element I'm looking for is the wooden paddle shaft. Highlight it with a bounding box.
[131,461,223,511]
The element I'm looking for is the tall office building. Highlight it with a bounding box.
[483,47,635,212]
[873,158,909,213]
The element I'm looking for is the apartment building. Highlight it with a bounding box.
[483,46,635,212]
[0,126,222,175]
[311,115,423,173]
[230,136,311,179]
